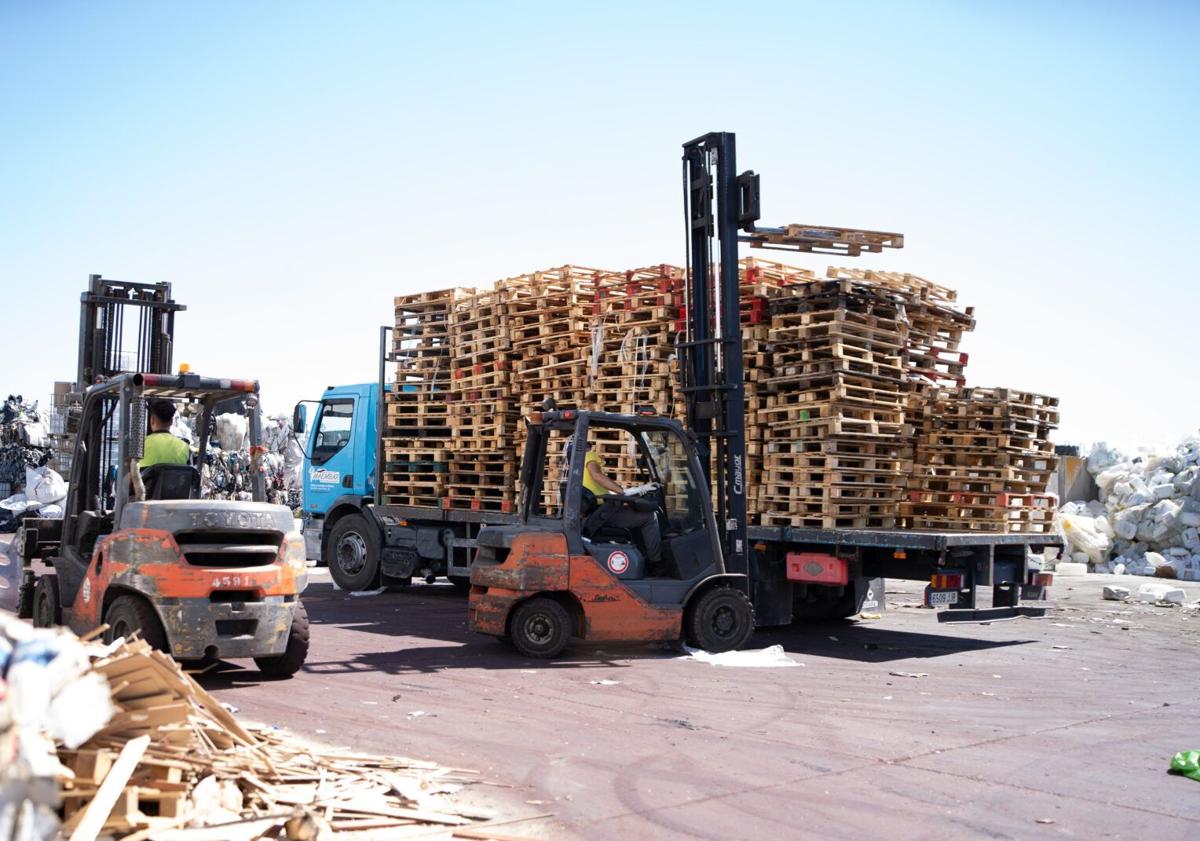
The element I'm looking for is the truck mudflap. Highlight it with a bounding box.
[937,605,1047,623]
[160,595,299,659]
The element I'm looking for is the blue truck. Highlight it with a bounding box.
[296,374,510,593]
[295,338,1061,625]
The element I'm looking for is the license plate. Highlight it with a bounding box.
[929,590,958,607]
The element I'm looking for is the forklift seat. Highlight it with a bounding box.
[141,464,201,501]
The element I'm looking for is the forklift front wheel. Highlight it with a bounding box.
[104,594,169,652]
[685,587,755,653]
[509,597,572,659]
[32,574,61,628]
[255,600,310,678]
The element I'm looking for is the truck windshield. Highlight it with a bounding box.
[312,399,353,465]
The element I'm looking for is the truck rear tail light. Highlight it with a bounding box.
[930,573,964,590]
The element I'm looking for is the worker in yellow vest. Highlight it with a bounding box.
[142,400,191,468]
[582,442,663,571]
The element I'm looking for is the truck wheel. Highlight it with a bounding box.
[328,513,381,591]
[104,594,168,652]
[685,586,754,653]
[449,575,471,594]
[32,574,61,628]
[509,597,571,659]
[255,600,310,677]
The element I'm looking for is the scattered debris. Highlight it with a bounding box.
[1170,749,1200,782]
[888,671,929,679]
[1137,582,1186,605]
[0,616,500,839]
[1058,439,1200,580]
[589,679,620,686]
[349,587,388,598]
[1102,585,1131,601]
[680,644,801,668]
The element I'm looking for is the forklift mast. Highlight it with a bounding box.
[681,133,756,585]
[680,131,904,594]
[77,275,186,389]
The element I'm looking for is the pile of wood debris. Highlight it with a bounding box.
[1,617,537,840]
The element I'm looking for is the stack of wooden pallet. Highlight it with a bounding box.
[737,258,815,515]
[384,289,472,507]
[827,267,976,387]
[447,289,519,513]
[757,278,914,528]
[588,265,682,488]
[506,265,604,416]
[903,387,1059,532]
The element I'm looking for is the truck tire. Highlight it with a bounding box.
[255,600,310,677]
[31,574,61,628]
[104,594,168,652]
[685,586,754,653]
[328,513,381,592]
[509,597,571,658]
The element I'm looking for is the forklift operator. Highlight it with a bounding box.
[583,443,663,571]
[141,399,190,468]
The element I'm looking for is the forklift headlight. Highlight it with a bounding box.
[282,533,307,569]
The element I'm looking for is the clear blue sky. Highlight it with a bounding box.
[1,2,1196,449]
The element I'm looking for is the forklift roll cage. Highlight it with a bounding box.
[519,410,733,582]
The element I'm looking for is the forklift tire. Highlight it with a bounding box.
[104,594,168,652]
[509,597,571,659]
[327,513,381,592]
[255,600,310,677]
[17,573,36,620]
[685,586,754,653]
[31,575,61,628]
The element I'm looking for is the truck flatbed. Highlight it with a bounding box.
[379,504,1060,550]
[745,526,1061,550]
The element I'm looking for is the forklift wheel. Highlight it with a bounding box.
[104,594,169,652]
[449,575,471,594]
[685,587,755,653]
[32,574,61,628]
[509,597,571,659]
[255,600,310,678]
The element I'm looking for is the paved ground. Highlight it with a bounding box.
[189,569,1199,840]
[5,530,1198,839]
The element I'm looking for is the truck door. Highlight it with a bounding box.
[305,397,357,514]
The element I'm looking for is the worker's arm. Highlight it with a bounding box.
[587,459,624,494]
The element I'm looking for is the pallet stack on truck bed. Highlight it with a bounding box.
[381,259,1057,535]
[447,288,520,513]
[757,277,914,528]
[384,288,473,507]
[902,387,1059,533]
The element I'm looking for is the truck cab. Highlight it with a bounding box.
[298,382,382,560]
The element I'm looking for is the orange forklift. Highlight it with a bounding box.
[20,371,311,675]
[16,276,308,675]
[469,131,908,657]
[469,407,756,657]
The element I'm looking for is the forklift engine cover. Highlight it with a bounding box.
[69,500,307,660]
[470,528,683,642]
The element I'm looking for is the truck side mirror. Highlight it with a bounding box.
[293,402,307,435]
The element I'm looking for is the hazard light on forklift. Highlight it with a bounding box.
[1032,572,1054,587]
[634,404,657,416]
[528,411,544,425]
[179,362,192,374]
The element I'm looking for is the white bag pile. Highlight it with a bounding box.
[1057,437,1200,581]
